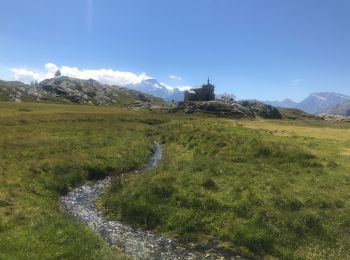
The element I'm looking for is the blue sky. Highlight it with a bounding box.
[0,0,349,101]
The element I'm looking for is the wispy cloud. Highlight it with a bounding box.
[169,75,182,81]
[290,79,300,87]
[176,85,193,91]
[11,63,152,86]
[10,68,42,83]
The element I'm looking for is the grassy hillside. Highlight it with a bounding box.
[100,118,350,259]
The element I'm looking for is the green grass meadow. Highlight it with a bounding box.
[100,119,350,259]
[0,102,159,259]
[1,101,350,259]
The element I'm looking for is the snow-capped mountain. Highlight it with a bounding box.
[126,79,184,101]
[295,92,350,114]
[263,92,350,115]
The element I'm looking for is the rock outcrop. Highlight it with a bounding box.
[238,101,282,119]
[170,100,282,119]
[0,80,40,102]
[0,77,163,108]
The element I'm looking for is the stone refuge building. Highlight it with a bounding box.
[184,79,215,102]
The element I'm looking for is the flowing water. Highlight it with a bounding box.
[61,142,239,259]
[60,143,196,259]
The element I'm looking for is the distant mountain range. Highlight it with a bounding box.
[127,79,184,101]
[263,99,298,109]
[264,92,350,116]
[2,76,350,116]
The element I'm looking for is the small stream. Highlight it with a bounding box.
[60,143,195,259]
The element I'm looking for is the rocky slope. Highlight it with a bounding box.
[328,100,350,116]
[238,100,282,119]
[0,79,39,102]
[0,77,163,108]
[279,108,322,120]
[170,100,282,119]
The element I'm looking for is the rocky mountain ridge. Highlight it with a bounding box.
[328,100,350,116]
[264,99,298,109]
[264,92,350,115]
[296,92,350,114]
[127,79,184,101]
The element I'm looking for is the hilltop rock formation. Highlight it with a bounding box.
[238,100,282,119]
[0,77,163,108]
[170,100,283,119]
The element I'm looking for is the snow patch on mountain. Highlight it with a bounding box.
[311,94,327,101]
[126,79,185,101]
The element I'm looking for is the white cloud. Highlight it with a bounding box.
[11,63,152,86]
[11,68,42,82]
[290,79,300,87]
[169,75,182,81]
[10,63,197,93]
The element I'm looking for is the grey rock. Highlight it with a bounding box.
[238,100,282,119]
[0,77,163,107]
[170,100,282,119]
